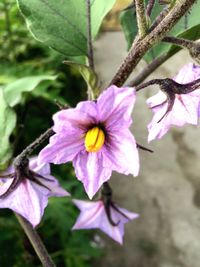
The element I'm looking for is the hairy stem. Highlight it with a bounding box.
[148,6,169,32]
[162,35,193,48]
[135,0,147,37]
[135,78,162,91]
[128,53,169,86]
[15,214,56,267]
[109,0,196,87]
[146,0,155,17]
[14,128,53,166]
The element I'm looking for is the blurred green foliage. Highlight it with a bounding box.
[0,0,103,266]
[120,0,200,62]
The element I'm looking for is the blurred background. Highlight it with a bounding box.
[1,0,200,267]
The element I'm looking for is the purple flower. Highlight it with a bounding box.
[147,63,200,141]
[72,199,139,244]
[38,86,139,199]
[0,157,69,227]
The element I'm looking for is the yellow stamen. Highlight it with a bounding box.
[85,127,105,152]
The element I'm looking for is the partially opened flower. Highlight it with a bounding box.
[72,199,139,244]
[147,63,200,141]
[38,85,139,199]
[0,157,69,227]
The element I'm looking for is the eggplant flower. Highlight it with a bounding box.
[38,85,139,199]
[72,199,139,244]
[0,157,69,227]
[147,63,200,141]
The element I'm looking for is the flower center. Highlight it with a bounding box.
[85,126,105,152]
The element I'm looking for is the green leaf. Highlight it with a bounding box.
[120,1,200,62]
[0,89,16,170]
[3,75,57,107]
[63,61,100,97]
[17,0,116,57]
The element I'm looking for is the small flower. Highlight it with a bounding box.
[0,157,69,227]
[72,199,139,244]
[38,85,139,199]
[147,63,200,141]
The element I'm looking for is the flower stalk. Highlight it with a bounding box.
[146,0,155,17]
[127,53,169,86]
[14,128,54,165]
[15,214,56,267]
[162,36,200,64]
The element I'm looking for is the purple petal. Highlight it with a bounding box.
[38,133,84,165]
[72,200,139,244]
[0,175,69,227]
[35,175,70,197]
[100,205,139,244]
[147,93,200,142]
[76,101,98,121]
[72,199,123,243]
[72,200,104,229]
[53,103,97,133]
[147,63,200,141]
[29,157,51,176]
[97,85,136,129]
[172,94,199,125]
[147,91,167,112]
[147,103,171,142]
[73,151,112,199]
[0,179,47,227]
[174,63,200,83]
[104,129,139,176]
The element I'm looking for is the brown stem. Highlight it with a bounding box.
[109,0,196,87]
[15,214,56,267]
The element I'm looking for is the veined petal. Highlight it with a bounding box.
[147,103,172,142]
[76,101,98,120]
[0,175,69,227]
[100,205,139,244]
[172,94,199,125]
[38,133,84,165]
[72,200,139,244]
[0,157,69,227]
[147,94,200,142]
[53,105,97,133]
[30,157,50,176]
[97,85,136,129]
[147,63,200,141]
[35,176,70,198]
[147,91,167,111]
[174,63,200,84]
[73,151,112,199]
[0,179,46,227]
[72,200,104,229]
[104,129,139,176]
